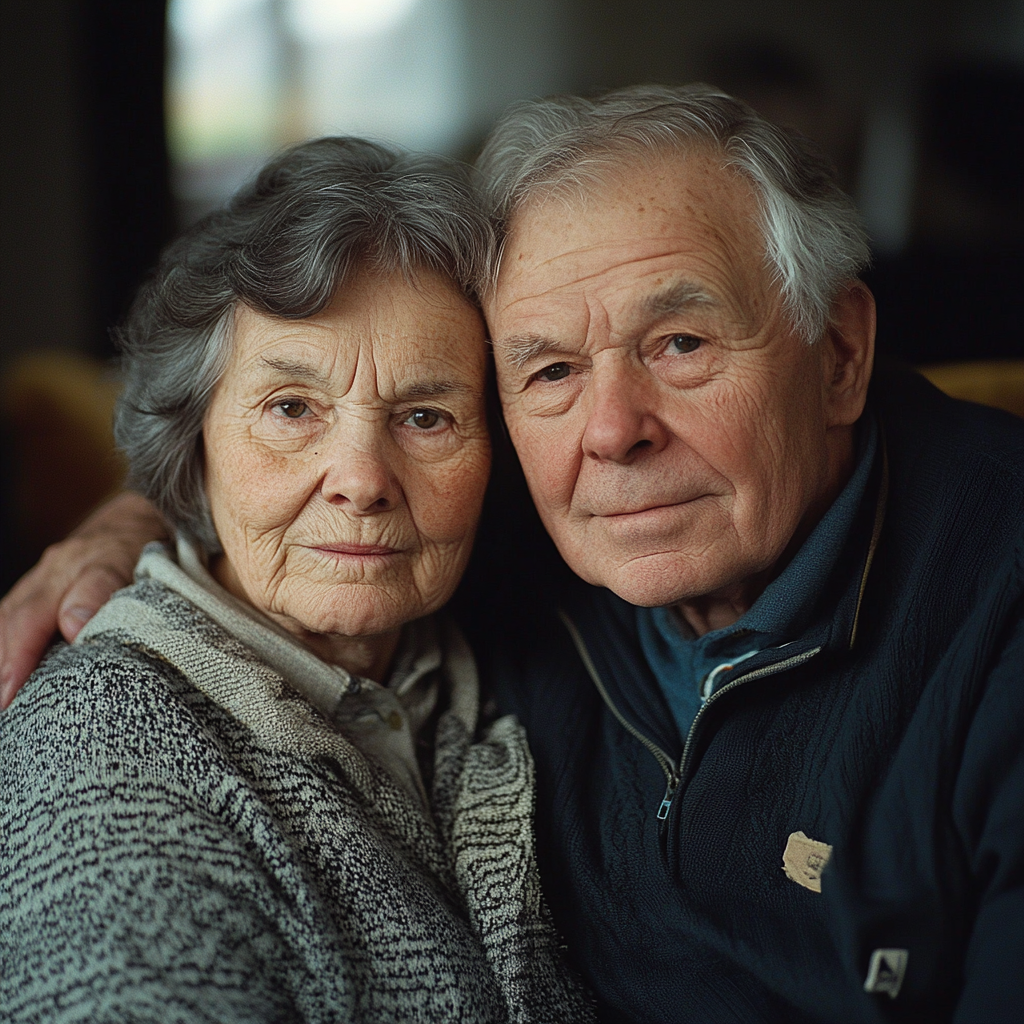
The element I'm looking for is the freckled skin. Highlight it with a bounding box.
[486,150,875,634]
[203,270,491,679]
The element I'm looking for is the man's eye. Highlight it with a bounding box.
[406,408,442,430]
[274,400,309,419]
[668,334,702,354]
[536,363,571,382]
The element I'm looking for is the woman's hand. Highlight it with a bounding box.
[0,491,167,708]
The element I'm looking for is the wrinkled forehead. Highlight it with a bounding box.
[227,268,489,381]
[505,144,761,242]
[489,149,773,323]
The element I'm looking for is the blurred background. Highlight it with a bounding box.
[2,0,1023,589]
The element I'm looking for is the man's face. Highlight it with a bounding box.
[487,149,868,608]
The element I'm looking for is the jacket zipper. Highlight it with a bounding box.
[558,610,822,826]
[677,646,823,785]
[558,612,681,816]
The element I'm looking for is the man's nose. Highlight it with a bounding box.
[581,360,670,463]
[319,423,401,514]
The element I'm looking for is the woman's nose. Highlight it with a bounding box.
[318,428,401,514]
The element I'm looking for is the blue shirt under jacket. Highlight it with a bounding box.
[470,365,1024,1024]
[638,418,877,741]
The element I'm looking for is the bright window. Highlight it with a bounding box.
[167,0,467,223]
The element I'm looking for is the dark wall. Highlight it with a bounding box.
[0,0,173,588]
[1,1,91,361]
[1,0,172,365]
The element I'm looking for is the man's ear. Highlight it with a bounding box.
[822,280,875,428]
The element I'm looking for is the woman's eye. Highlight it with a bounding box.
[274,400,309,419]
[537,363,571,382]
[406,408,442,430]
[668,334,702,354]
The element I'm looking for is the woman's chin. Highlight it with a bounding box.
[274,588,423,642]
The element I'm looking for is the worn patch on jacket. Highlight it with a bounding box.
[782,831,832,892]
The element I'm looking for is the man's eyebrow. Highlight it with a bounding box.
[493,334,561,371]
[259,357,332,388]
[493,283,716,372]
[642,281,716,319]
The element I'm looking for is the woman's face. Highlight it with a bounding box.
[203,269,491,644]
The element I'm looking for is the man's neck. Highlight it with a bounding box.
[675,564,780,636]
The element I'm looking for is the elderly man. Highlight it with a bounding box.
[3,86,1023,1022]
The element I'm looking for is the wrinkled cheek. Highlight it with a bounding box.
[514,435,576,520]
[417,486,486,550]
[408,476,486,603]
[731,460,811,572]
[208,449,310,554]
[417,448,491,538]
[506,415,551,483]
[409,547,462,610]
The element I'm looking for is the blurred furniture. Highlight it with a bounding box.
[919,359,1024,420]
[1,352,126,581]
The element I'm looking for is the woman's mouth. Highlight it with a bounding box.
[309,543,401,557]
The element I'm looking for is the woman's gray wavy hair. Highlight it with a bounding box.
[476,83,870,343]
[116,136,492,552]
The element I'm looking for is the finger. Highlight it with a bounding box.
[57,564,129,642]
[0,492,166,708]
[0,540,86,707]
[0,592,60,709]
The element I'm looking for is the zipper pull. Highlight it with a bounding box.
[702,649,761,701]
[657,777,679,820]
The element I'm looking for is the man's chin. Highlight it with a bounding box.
[565,548,732,608]
[599,575,700,608]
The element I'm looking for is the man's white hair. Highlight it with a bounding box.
[476,83,870,344]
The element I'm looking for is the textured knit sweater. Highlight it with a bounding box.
[0,543,593,1024]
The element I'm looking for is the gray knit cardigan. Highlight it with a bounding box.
[0,544,593,1023]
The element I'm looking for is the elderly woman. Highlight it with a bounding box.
[0,138,590,1023]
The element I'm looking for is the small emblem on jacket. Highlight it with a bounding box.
[782,831,832,893]
[864,948,909,998]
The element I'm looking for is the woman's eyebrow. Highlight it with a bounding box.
[256,358,472,401]
[397,380,474,400]
[258,356,332,388]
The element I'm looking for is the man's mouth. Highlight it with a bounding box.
[591,495,711,519]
